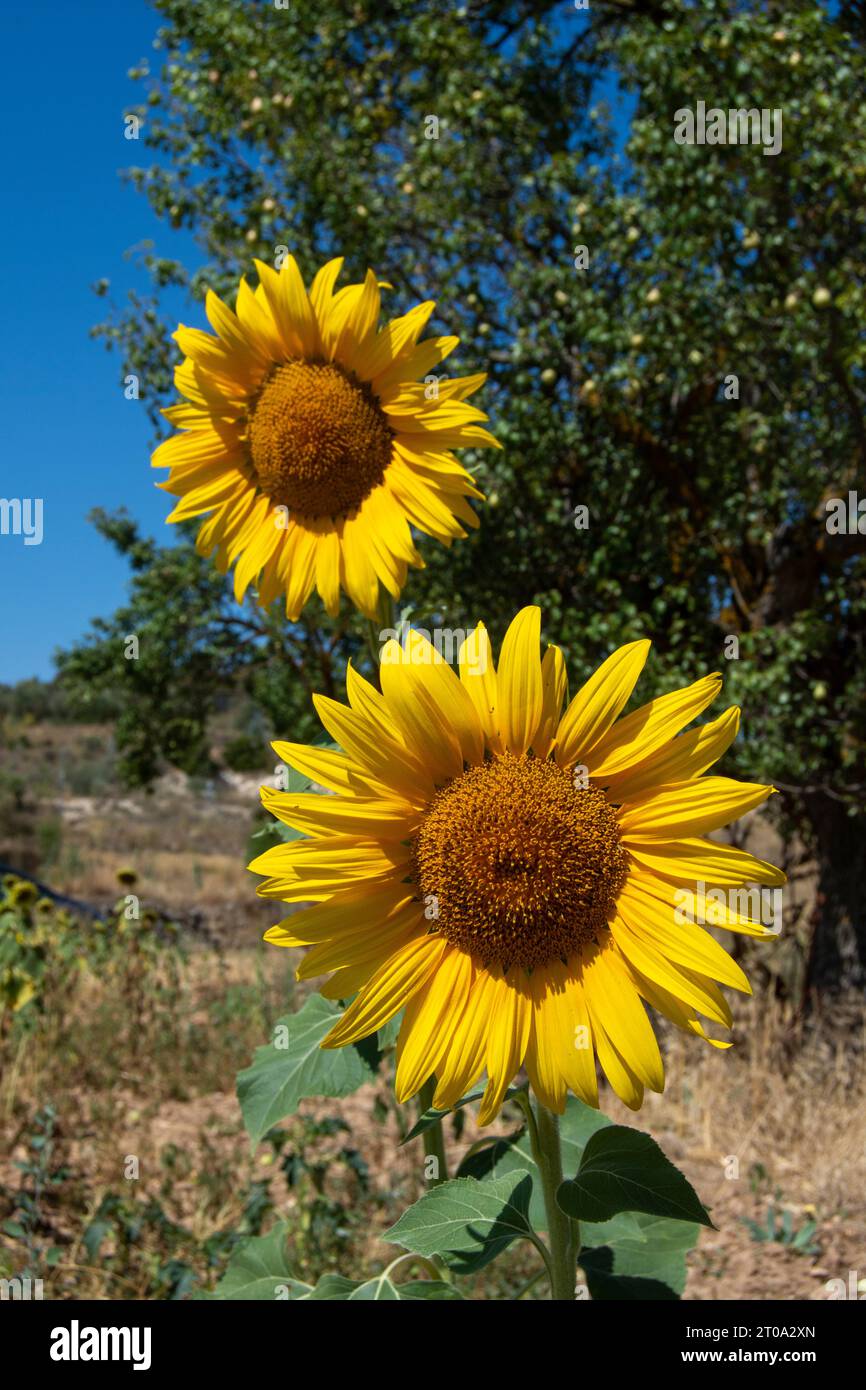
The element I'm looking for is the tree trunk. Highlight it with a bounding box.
[803,794,866,996]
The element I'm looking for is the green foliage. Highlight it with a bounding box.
[0,1106,69,1278]
[0,677,118,725]
[384,1170,535,1274]
[556,1124,713,1227]
[742,1204,820,1256]
[485,1094,702,1296]
[209,1223,464,1300]
[236,995,376,1147]
[223,732,269,772]
[0,872,183,1026]
[207,1224,312,1300]
[217,1081,707,1300]
[579,1213,702,1301]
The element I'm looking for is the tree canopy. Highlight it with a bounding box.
[69,0,866,988]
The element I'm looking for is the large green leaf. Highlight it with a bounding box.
[557,1125,714,1227]
[294,1271,462,1300]
[347,1275,462,1301]
[579,1213,701,1300]
[210,1225,310,1300]
[236,995,374,1147]
[384,1170,535,1274]
[209,1229,463,1301]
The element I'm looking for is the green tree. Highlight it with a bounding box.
[57,509,355,784]
[76,0,865,991]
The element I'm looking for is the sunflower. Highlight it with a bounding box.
[251,607,784,1124]
[153,255,498,620]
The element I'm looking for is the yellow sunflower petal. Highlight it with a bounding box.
[321,934,448,1048]
[496,606,543,757]
[379,638,465,782]
[298,899,424,981]
[432,963,497,1110]
[555,640,651,771]
[260,786,420,839]
[264,881,417,946]
[581,940,664,1093]
[395,946,473,1102]
[626,837,786,888]
[478,970,532,1125]
[525,957,598,1113]
[608,706,741,802]
[531,644,568,760]
[587,673,722,781]
[590,1012,646,1110]
[458,624,502,753]
[628,969,733,1049]
[312,693,433,804]
[619,777,776,838]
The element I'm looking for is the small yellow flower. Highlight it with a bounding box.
[154,255,499,620]
[252,608,784,1124]
[7,879,38,910]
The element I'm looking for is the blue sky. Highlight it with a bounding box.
[0,0,196,681]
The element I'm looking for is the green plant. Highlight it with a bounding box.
[223,733,270,773]
[742,1205,820,1257]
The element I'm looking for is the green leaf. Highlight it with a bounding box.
[304,1274,363,1300]
[393,1279,464,1300]
[557,1125,713,1227]
[456,1132,522,1180]
[347,1274,462,1301]
[580,1213,700,1300]
[210,1226,311,1300]
[384,1170,535,1274]
[236,995,374,1147]
[83,1218,112,1261]
[282,1271,463,1300]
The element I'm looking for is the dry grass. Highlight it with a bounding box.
[1,930,863,1302]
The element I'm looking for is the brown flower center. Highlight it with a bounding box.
[247,360,392,518]
[412,754,627,971]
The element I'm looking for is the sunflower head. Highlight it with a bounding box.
[413,754,629,970]
[6,879,39,911]
[154,255,499,620]
[252,608,784,1125]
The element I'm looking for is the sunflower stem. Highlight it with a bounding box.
[531,1101,578,1301]
[417,1077,448,1186]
